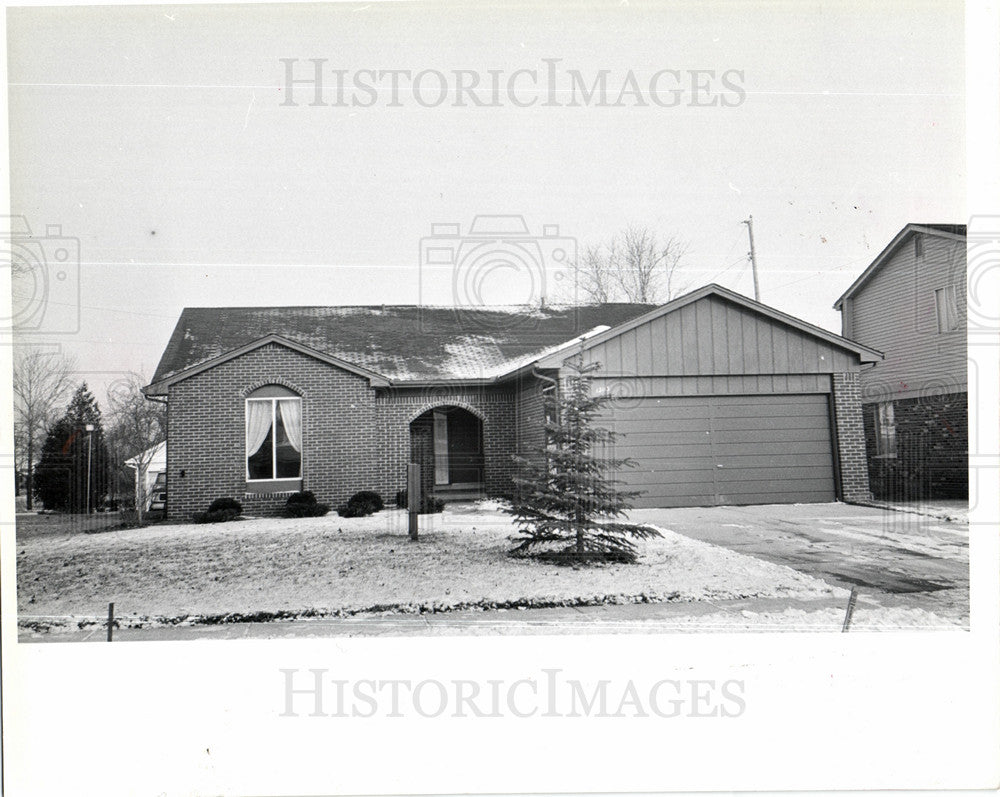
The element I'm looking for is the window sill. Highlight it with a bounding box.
[245,479,303,494]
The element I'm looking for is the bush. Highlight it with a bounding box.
[336,490,384,518]
[192,496,243,524]
[395,490,445,514]
[193,508,241,524]
[421,496,446,514]
[349,490,384,512]
[207,497,243,516]
[286,490,317,506]
[282,491,330,518]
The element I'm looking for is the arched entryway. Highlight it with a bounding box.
[409,405,484,500]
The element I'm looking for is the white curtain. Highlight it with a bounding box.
[279,400,302,452]
[246,400,273,457]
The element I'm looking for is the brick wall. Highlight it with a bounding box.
[831,371,873,502]
[374,387,516,498]
[167,346,524,518]
[862,391,968,500]
[167,343,381,519]
[514,373,550,457]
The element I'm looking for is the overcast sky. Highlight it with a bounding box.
[6,0,965,404]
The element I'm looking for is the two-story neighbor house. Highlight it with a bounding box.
[145,284,882,519]
[834,223,967,499]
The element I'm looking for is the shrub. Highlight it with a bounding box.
[282,491,330,518]
[191,496,244,524]
[349,490,384,512]
[420,496,446,514]
[207,497,243,516]
[286,490,317,506]
[336,490,384,518]
[192,508,241,524]
[394,490,445,514]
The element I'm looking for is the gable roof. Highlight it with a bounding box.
[833,223,967,309]
[535,283,883,367]
[146,303,655,394]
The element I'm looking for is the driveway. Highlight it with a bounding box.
[628,502,969,621]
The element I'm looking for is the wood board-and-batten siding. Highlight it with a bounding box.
[580,295,857,379]
[577,295,859,508]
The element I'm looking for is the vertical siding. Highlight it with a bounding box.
[581,294,857,378]
[849,233,966,402]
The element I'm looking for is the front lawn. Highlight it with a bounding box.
[17,502,845,631]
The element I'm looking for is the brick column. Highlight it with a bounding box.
[832,372,873,502]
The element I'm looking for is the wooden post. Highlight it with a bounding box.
[107,602,115,642]
[841,587,858,632]
[407,463,420,541]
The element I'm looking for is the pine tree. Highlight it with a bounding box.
[33,383,110,512]
[506,357,661,564]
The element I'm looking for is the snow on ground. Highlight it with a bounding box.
[640,606,962,632]
[806,515,968,559]
[17,504,845,628]
[859,499,969,524]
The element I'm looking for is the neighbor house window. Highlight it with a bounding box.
[935,286,960,333]
[874,401,897,457]
[246,386,302,482]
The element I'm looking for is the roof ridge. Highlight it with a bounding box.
[180,302,653,311]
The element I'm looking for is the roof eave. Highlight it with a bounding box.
[143,334,391,395]
[535,283,882,367]
[834,224,967,309]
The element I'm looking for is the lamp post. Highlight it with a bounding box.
[85,423,95,514]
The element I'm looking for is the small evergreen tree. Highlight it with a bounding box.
[34,383,110,512]
[506,357,661,564]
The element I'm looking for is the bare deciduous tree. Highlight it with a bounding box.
[569,225,689,304]
[12,348,76,510]
[106,373,166,525]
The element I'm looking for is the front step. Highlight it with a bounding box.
[432,484,485,502]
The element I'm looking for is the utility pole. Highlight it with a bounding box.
[742,215,761,302]
[85,423,95,514]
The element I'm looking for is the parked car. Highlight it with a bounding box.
[149,471,167,512]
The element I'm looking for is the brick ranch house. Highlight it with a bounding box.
[144,284,882,520]
[834,223,968,499]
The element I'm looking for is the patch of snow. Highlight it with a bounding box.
[17,507,843,624]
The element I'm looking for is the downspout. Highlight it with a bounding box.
[531,366,559,479]
[531,366,558,392]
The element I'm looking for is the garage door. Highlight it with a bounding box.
[599,394,837,508]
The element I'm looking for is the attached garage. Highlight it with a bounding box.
[599,393,836,507]
[536,284,883,508]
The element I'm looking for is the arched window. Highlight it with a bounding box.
[246,385,302,484]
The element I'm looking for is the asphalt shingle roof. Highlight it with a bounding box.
[150,303,656,385]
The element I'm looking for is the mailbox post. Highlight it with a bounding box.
[407,463,420,541]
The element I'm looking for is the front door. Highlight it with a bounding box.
[433,410,449,485]
[447,410,484,484]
